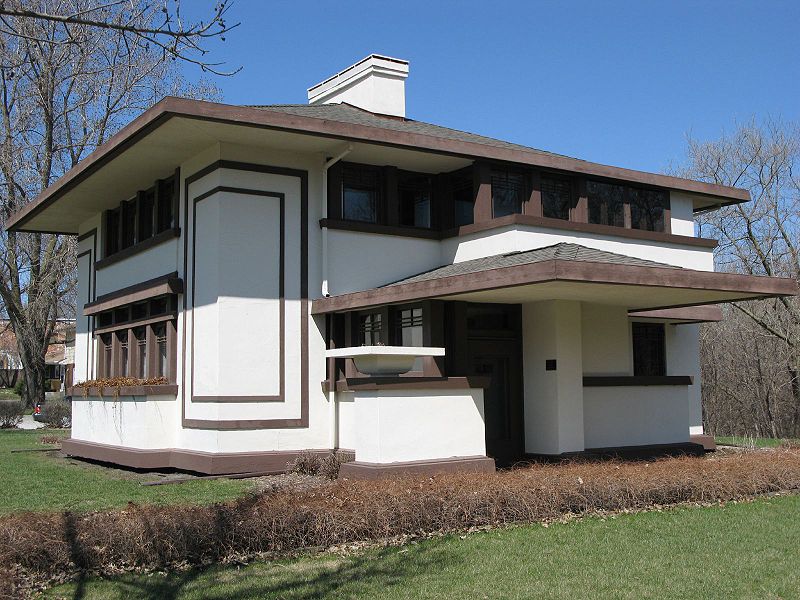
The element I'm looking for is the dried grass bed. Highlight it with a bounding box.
[2,449,800,596]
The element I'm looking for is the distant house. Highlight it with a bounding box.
[0,320,75,390]
[5,54,797,476]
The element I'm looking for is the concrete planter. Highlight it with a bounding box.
[326,346,445,375]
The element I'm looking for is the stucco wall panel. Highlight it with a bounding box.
[71,397,178,449]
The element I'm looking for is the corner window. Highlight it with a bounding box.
[399,173,432,228]
[138,190,155,240]
[105,209,120,256]
[632,322,666,376]
[630,188,667,232]
[491,170,526,218]
[540,176,571,220]
[342,165,380,223]
[587,180,625,227]
[157,178,175,233]
[395,306,424,372]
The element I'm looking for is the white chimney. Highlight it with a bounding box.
[308,54,409,118]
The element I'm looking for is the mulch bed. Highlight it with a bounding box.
[2,448,799,597]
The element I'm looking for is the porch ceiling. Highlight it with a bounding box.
[311,244,798,314]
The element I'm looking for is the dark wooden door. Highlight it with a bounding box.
[464,303,524,467]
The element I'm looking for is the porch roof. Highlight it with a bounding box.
[311,243,798,314]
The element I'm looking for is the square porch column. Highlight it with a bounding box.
[522,300,585,454]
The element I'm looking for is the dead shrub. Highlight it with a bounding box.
[287,451,323,475]
[779,439,800,450]
[41,400,70,429]
[318,451,351,480]
[0,401,24,429]
[38,435,62,445]
[2,449,800,595]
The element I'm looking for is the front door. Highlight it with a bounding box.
[466,304,524,466]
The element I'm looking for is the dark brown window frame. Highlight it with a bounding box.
[324,161,675,240]
[94,294,178,382]
[102,170,179,262]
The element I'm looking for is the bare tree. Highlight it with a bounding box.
[675,119,800,437]
[0,2,224,404]
[0,0,239,75]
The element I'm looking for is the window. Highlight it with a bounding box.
[632,322,666,376]
[395,306,424,371]
[630,188,667,232]
[358,312,383,346]
[587,180,625,227]
[453,174,474,226]
[540,176,571,220]
[117,330,130,377]
[157,178,175,233]
[94,295,176,381]
[138,190,155,240]
[103,174,177,259]
[398,173,432,228]
[342,164,380,223]
[491,170,526,218]
[134,326,148,379]
[105,209,120,256]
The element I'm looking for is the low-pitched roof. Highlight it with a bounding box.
[312,242,798,314]
[5,97,750,234]
[385,243,679,287]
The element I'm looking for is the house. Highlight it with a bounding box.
[5,55,797,476]
[0,319,75,391]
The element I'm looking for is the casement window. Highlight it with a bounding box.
[94,294,177,381]
[398,172,432,228]
[630,188,668,232]
[587,180,625,228]
[491,169,526,218]
[358,312,384,346]
[342,164,381,223]
[103,174,177,259]
[632,322,666,376]
[540,176,572,220]
[395,306,424,372]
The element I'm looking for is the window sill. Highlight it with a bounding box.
[319,219,440,240]
[323,376,491,393]
[582,376,693,387]
[95,227,180,270]
[68,384,178,398]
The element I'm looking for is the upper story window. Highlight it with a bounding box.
[452,172,474,227]
[398,172,432,228]
[104,174,177,259]
[632,322,666,376]
[541,176,572,220]
[630,188,668,232]
[491,169,526,218]
[342,164,381,223]
[358,311,383,345]
[587,180,625,228]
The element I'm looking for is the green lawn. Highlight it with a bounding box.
[0,430,252,515]
[715,435,799,448]
[43,494,800,600]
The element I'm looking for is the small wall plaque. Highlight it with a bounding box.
[545,359,557,371]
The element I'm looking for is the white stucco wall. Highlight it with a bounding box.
[581,304,631,376]
[666,323,703,435]
[670,192,697,237]
[522,300,584,454]
[583,385,690,448]
[350,389,486,463]
[71,395,178,449]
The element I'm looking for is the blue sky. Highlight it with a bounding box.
[188,0,799,174]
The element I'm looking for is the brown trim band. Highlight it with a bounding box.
[628,305,723,323]
[690,434,717,450]
[312,259,799,314]
[68,384,178,397]
[328,375,491,393]
[84,272,183,316]
[94,227,180,270]
[61,438,329,475]
[93,311,177,335]
[321,214,717,247]
[181,161,310,430]
[339,455,496,479]
[583,375,693,387]
[6,97,748,233]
